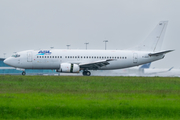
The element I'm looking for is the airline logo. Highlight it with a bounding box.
[37,50,52,55]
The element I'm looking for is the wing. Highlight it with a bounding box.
[79,59,113,70]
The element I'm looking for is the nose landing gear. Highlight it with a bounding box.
[22,71,26,75]
[82,71,91,76]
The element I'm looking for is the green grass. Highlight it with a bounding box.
[0,75,180,120]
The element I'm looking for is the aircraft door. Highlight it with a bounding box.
[133,53,138,63]
[27,52,32,62]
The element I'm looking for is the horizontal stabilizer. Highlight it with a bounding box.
[148,50,174,56]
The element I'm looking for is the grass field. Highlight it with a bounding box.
[0,75,180,120]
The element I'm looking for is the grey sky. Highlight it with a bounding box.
[0,0,179,68]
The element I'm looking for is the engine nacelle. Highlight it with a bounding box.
[56,63,80,73]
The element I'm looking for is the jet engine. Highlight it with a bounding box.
[56,63,80,73]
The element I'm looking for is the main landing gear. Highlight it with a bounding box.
[82,70,91,76]
[22,71,26,75]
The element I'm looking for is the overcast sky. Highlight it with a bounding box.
[0,0,179,68]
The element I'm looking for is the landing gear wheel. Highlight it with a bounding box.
[82,71,91,76]
[22,71,26,75]
[86,71,91,76]
[83,71,87,76]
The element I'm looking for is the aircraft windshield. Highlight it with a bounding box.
[11,54,20,58]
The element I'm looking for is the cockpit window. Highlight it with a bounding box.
[12,54,20,58]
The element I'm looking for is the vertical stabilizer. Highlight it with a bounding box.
[139,62,151,69]
[135,21,168,52]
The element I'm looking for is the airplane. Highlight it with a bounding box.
[157,68,180,77]
[143,67,175,76]
[4,21,174,76]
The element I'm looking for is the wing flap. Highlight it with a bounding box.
[79,59,113,70]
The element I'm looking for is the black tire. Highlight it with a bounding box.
[22,71,26,75]
[83,71,87,76]
[86,71,91,76]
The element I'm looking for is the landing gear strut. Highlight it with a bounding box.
[22,71,26,75]
[82,71,91,76]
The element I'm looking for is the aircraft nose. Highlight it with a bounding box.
[3,58,11,66]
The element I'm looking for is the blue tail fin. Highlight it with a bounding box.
[139,63,151,69]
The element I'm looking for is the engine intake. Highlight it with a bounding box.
[56,63,80,73]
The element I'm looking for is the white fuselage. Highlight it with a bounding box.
[4,49,164,70]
